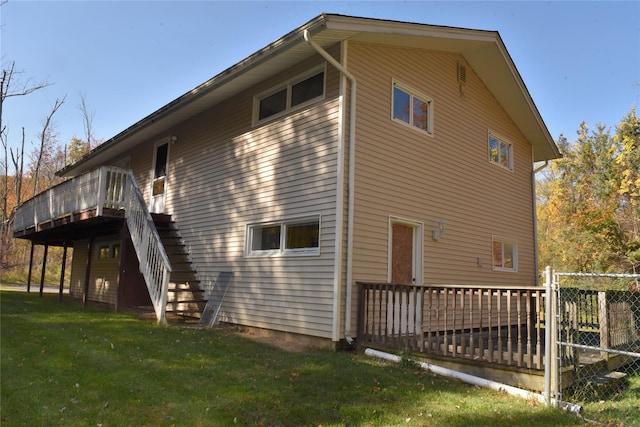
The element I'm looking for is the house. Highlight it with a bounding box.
[13,14,561,352]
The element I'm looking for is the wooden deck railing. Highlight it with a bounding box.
[357,282,547,370]
[557,287,640,352]
[13,166,129,233]
[13,166,172,324]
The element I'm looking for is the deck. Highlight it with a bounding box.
[356,281,639,392]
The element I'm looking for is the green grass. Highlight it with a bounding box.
[1,291,586,427]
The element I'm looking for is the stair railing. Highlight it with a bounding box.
[122,170,172,324]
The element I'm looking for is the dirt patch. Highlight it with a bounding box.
[236,329,310,353]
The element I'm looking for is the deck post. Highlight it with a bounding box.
[39,244,49,297]
[83,237,94,306]
[58,243,68,302]
[26,242,34,293]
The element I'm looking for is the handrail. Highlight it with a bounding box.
[122,170,172,324]
[357,282,547,370]
[12,166,173,325]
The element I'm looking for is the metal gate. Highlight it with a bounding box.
[554,271,640,426]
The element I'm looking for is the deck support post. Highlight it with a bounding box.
[39,244,49,297]
[83,237,94,306]
[27,242,35,293]
[58,243,68,302]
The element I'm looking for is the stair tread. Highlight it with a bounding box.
[166,308,203,314]
[167,299,207,304]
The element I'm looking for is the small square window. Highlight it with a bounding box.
[259,89,287,121]
[98,245,111,260]
[286,221,319,249]
[291,72,324,107]
[392,81,433,135]
[251,225,281,251]
[488,133,513,170]
[492,237,517,271]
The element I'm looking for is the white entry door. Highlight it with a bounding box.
[150,142,169,213]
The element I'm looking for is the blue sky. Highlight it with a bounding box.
[2,1,639,158]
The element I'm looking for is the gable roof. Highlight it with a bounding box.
[57,13,560,177]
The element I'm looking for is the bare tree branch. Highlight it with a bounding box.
[32,96,65,195]
[1,61,52,138]
[79,93,94,149]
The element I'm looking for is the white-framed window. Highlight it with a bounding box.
[392,80,434,135]
[492,236,517,271]
[488,132,513,170]
[253,66,326,124]
[246,216,320,256]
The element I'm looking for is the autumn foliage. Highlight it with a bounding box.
[537,108,640,273]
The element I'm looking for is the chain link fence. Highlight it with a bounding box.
[555,272,640,426]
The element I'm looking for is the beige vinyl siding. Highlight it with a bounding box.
[348,42,537,295]
[68,238,119,304]
[69,240,87,299]
[123,52,342,338]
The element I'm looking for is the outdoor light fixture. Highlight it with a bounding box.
[432,219,446,241]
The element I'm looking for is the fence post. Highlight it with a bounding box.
[598,291,609,361]
[544,265,554,406]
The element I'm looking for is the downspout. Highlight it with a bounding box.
[532,159,549,285]
[303,30,357,342]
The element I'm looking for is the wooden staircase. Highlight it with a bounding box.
[567,350,628,401]
[152,214,206,322]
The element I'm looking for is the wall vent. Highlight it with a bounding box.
[457,62,467,83]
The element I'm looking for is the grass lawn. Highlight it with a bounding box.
[0,291,586,427]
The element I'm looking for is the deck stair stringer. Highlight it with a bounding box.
[152,214,206,321]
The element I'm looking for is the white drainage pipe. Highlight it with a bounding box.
[364,348,582,415]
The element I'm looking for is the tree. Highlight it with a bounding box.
[67,137,89,164]
[31,96,65,195]
[1,61,52,270]
[537,108,640,273]
[614,108,640,269]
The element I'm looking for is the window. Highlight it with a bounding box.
[492,237,517,271]
[98,245,111,260]
[96,242,120,261]
[392,81,433,135]
[255,67,326,123]
[247,217,320,256]
[488,132,513,170]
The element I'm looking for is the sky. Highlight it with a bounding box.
[1,1,639,159]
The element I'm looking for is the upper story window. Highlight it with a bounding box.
[254,66,326,124]
[246,216,320,257]
[392,80,434,135]
[488,132,513,170]
[492,236,517,271]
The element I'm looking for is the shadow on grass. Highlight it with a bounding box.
[1,291,585,426]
